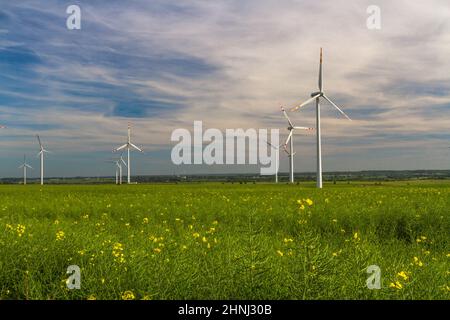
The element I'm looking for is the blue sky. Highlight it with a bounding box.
[0,0,450,177]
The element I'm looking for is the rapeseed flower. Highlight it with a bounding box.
[413,256,423,267]
[16,224,26,237]
[121,291,135,300]
[397,271,409,281]
[389,281,403,289]
[56,230,65,241]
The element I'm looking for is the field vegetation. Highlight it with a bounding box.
[0,181,448,299]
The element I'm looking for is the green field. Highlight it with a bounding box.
[0,181,449,300]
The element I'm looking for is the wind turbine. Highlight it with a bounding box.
[114,123,143,184]
[36,135,50,185]
[107,154,127,185]
[281,106,314,184]
[19,155,33,185]
[291,48,352,188]
[266,140,282,183]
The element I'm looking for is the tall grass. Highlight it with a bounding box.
[0,182,448,299]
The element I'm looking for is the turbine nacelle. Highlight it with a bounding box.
[311,91,322,98]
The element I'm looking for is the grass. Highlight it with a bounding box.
[0,181,449,300]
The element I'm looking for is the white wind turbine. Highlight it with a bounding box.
[281,106,314,184]
[19,155,33,185]
[107,154,127,185]
[291,48,352,188]
[114,123,143,184]
[36,135,50,185]
[266,140,282,183]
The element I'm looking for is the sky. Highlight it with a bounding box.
[0,0,450,178]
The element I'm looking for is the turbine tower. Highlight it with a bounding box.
[19,155,33,185]
[281,106,314,184]
[36,135,50,185]
[114,123,143,184]
[291,48,352,188]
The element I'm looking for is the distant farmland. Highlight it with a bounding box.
[1,169,450,185]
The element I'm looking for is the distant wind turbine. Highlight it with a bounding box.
[114,123,143,184]
[281,106,314,184]
[265,140,282,183]
[19,155,33,185]
[291,48,352,188]
[36,135,51,185]
[107,154,127,185]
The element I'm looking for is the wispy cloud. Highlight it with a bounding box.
[0,0,449,177]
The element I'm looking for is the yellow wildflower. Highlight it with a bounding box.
[389,281,403,289]
[397,271,409,281]
[16,224,26,237]
[56,230,65,241]
[413,256,423,267]
[276,250,284,257]
[121,291,135,300]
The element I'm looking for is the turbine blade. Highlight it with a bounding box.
[265,139,275,148]
[291,94,320,112]
[115,144,128,151]
[130,143,143,152]
[121,158,127,167]
[280,106,294,128]
[26,164,33,169]
[284,130,293,146]
[319,48,323,91]
[283,144,290,155]
[128,122,131,143]
[322,94,352,121]
[36,135,42,147]
[293,126,315,131]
